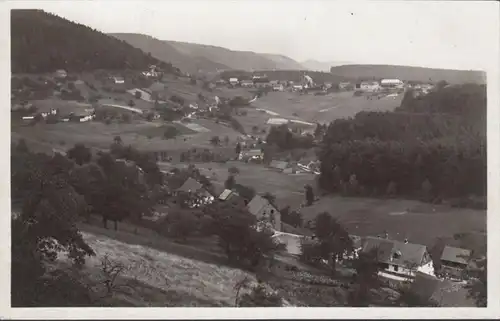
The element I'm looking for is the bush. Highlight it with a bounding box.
[134,91,142,99]
[163,126,179,140]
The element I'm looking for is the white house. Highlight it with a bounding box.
[229,78,239,86]
[241,80,254,88]
[357,81,381,92]
[380,79,404,89]
[361,236,435,280]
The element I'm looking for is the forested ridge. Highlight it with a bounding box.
[318,84,486,208]
[11,10,178,74]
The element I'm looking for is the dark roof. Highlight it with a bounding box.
[361,236,429,267]
[247,195,277,216]
[177,177,203,193]
[440,246,471,265]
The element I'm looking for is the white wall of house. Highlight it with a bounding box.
[417,260,435,276]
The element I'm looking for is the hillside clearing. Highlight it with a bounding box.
[53,231,286,307]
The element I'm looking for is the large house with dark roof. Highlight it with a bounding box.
[360,236,435,279]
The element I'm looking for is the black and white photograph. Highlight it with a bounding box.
[2,0,499,318]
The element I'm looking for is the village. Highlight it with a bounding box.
[9,7,489,310]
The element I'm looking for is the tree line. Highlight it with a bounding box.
[318,84,486,208]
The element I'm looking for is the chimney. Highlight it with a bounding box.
[404,238,408,244]
[384,231,389,239]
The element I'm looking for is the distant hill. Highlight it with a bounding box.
[111,33,304,74]
[109,33,230,75]
[11,10,175,74]
[301,60,353,72]
[330,64,486,84]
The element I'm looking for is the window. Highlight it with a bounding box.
[394,265,399,272]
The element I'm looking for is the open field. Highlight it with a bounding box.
[300,196,486,248]
[12,117,243,155]
[249,91,402,125]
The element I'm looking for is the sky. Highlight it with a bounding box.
[8,0,499,71]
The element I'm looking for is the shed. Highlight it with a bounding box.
[440,246,471,267]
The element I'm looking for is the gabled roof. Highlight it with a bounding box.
[219,189,234,200]
[247,195,276,216]
[440,246,471,265]
[361,236,429,267]
[177,177,203,193]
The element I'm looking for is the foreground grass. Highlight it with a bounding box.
[55,231,264,307]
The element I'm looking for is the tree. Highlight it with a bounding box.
[261,192,276,206]
[313,212,353,274]
[225,175,236,190]
[348,248,381,307]
[397,284,440,307]
[128,99,135,107]
[210,136,221,146]
[235,142,242,156]
[228,166,240,175]
[163,210,198,242]
[134,90,142,99]
[11,149,95,306]
[305,184,314,206]
[465,258,487,307]
[208,203,281,269]
[163,126,179,140]
[224,135,230,146]
[67,143,92,165]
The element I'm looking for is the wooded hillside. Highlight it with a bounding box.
[11,10,178,74]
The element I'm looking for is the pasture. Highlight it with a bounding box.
[299,196,486,248]
[249,91,402,125]
[12,117,244,156]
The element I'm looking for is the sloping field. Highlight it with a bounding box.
[299,196,486,248]
[251,91,402,125]
[54,232,282,307]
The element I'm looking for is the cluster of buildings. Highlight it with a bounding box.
[158,168,476,286]
[220,74,321,92]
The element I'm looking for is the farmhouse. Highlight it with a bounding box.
[440,246,472,272]
[240,80,254,88]
[239,149,263,162]
[229,78,239,86]
[361,236,435,279]
[380,79,404,89]
[356,81,381,92]
[176,177,215,208]
[247,195,281,231]
[111,76,125,84]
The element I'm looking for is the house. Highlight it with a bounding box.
[229,78,239,86]
[380,79,404,89]
[339,82,352,90]
[269,160,290,172]
[239,149,263,162]
[240,80,254,88]
[360,236,435,279]
[440,246,472,273]
[273,84,284,92]
[176,177,214,208]
[55,69,67,79]
[247,195,281,231]
[112,76,125,84]
[357,81,381,92]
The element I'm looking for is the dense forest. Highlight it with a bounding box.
[318,84,487,208]
[11,10,179,74]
